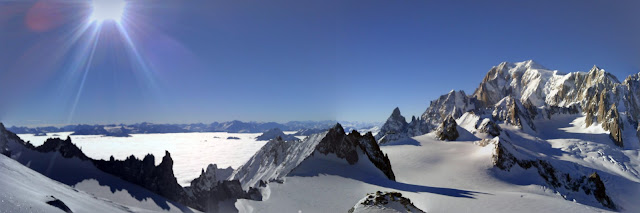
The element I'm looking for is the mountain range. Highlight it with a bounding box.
[1,60,639,212]
[8,120,381,136]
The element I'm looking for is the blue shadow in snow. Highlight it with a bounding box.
[380,138,421,146]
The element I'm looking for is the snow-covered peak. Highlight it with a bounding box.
[586,65,620,84]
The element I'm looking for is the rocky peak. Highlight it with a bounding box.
[586,65,620,86]
[348,191,425,213]
[35,137,90,160]
[191,164,234,192]
[435,115,459,141]
[492,96,536,131]
[317,124,394,177]
[232,123,395,189]
[421,89,475,127]
[376,107,408,141]
[391,107,402,117]
[0,123,10,155]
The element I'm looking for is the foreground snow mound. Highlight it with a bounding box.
[255,128,298,141]
[0,154,131,213]
[231,123,395,190]
[349,191,425,213]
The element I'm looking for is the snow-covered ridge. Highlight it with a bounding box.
[0,154,133,213]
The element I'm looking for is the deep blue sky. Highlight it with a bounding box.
[0,0,639,126]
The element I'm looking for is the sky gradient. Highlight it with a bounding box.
[1,0,639,126]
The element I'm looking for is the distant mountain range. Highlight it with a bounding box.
[8,120,381,136]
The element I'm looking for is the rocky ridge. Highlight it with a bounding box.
[231,123,395,190]
[0,123,260,213]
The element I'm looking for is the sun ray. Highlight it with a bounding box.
[67,25,102,124]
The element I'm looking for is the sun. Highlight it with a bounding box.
[90,0,127,22]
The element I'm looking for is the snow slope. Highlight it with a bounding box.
[2,129,198,212]
[237,132,620,212]
[0,154,132,213]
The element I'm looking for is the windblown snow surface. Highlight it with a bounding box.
[0,154,133,213]
[236,114,640,213]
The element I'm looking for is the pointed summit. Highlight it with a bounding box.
[331,123,345,135]
[391,107,402,117]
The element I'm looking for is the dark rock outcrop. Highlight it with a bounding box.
[435,115,459,141]
[35,137,90,160]
[45,196,72,213]
[348,191,425,213]
[186,179,261,212]
[93,151,188,203]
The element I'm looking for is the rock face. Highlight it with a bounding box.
[421,90,476,126]
[491,137,616,210]
[348,191,425,213]
[476,118,501,137]
[492,96,536,131]
[316,124,395,181]
[93,151,187,203]
[377,107,408,140]
[435,115,459,141]
[0,123,17,156]
[35,137,90,160]
[256,128,298,141]
[231,123,395,189]
[191,164,234,191]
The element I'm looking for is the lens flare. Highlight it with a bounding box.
[90,0,126,22]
